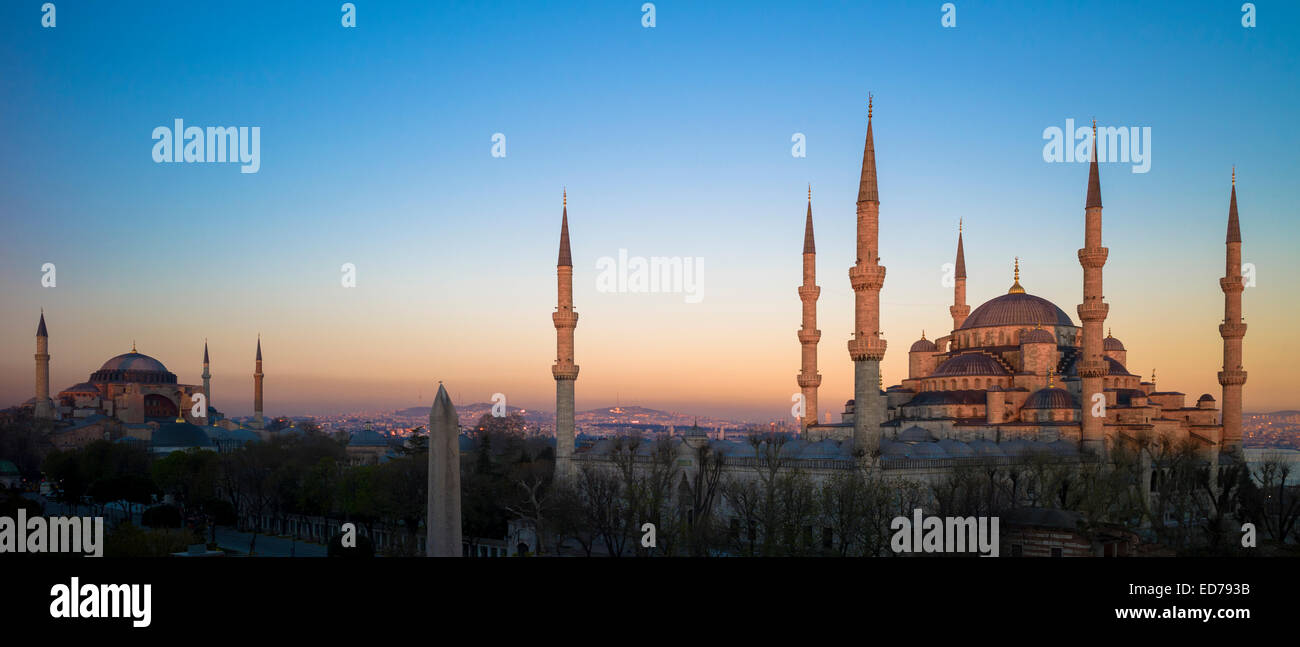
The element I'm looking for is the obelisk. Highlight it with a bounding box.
[426,382,462,557]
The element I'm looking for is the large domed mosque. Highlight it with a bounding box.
[24,315,268,454]
[557,104,1246,492]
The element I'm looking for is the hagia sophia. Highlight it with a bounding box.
[556,98,1247,487]
[23,320,267,454]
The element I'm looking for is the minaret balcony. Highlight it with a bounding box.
[1076,300,1109,321]
[848,337,887,361]
[552,311,579,328]
[1219,276,1245,293]
[1077,247,1109,268]
[797,329,821,344]
[1217,369,1247,386]
[552,364,580,380]
[1219,322,1247,338]
[1077,358,1109,379]
[797,373,822,388]
[798,285,821,300]
[849,265,886,290]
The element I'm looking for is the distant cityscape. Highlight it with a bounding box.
[241,405,1300,450]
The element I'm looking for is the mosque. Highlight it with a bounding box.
[24,320,267,454]
[554,98,1246,485]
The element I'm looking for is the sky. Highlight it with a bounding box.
[1,1,1297,421]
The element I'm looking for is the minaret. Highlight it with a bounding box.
[1077,120,1109,454]
[34,311,53,420]
[253,336,264,429]
[552,190,579,480]
[797,185,821,432]
[1218,169,1246,453]
[201,340,211,419]
[847,96,887,453]
[950,219,970,331]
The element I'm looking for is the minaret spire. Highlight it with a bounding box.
[34,311,53,420]
[553,190,579,480]
[950,220,970,330]
[1219,169,1246,452]
[848,96,887,453]
[253,335,264,430]
[201,339,211,420]
[1077,118,1109,454]
[797,186,822,433]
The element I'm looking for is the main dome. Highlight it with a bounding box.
[99,352,169,373]
[90,352,176,384]
[959,292,1075,330]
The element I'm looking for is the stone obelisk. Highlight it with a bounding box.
[427,382,462,557]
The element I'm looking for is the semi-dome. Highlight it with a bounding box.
[153,420,215,450]
[932,353,1009,377]
[60,382,101,394]
[959,292,1074,330]
[1021,328,1056,344]
[90,351,177,384]
[1023,387,1078,409]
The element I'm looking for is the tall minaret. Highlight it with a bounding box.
[797,185,821,432]
[1218,169,1247,453]
[847,96,887,453]
[201,340,211,420]
[253,336,264,429]
[1077,120,1109,454]
[34,311,53,420]
[950,219,970,331]
[552,190,579,480]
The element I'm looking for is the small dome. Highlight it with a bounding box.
[1021,328,1056,345]
[153,420,215,449]
[910,337,937,353]
[349,429,389,447]
[898,426,936,442]
[1104,336,1126,351]
[1023,387,1078,410]
[933,353,1009,377]
[1197,393,1215,402]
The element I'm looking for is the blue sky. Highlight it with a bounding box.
[1,1,1296,418]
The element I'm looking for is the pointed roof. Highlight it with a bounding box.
[36,311,47,337]
[1227,167,1237,244]
[430,382,458,431]
[803,185,815,254]
[255,336,262,361]
[955,220,966,279]
[1086,119,1102,209]
[558,190,572,267]
[203,340,209,364]
[857,96,878,203]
